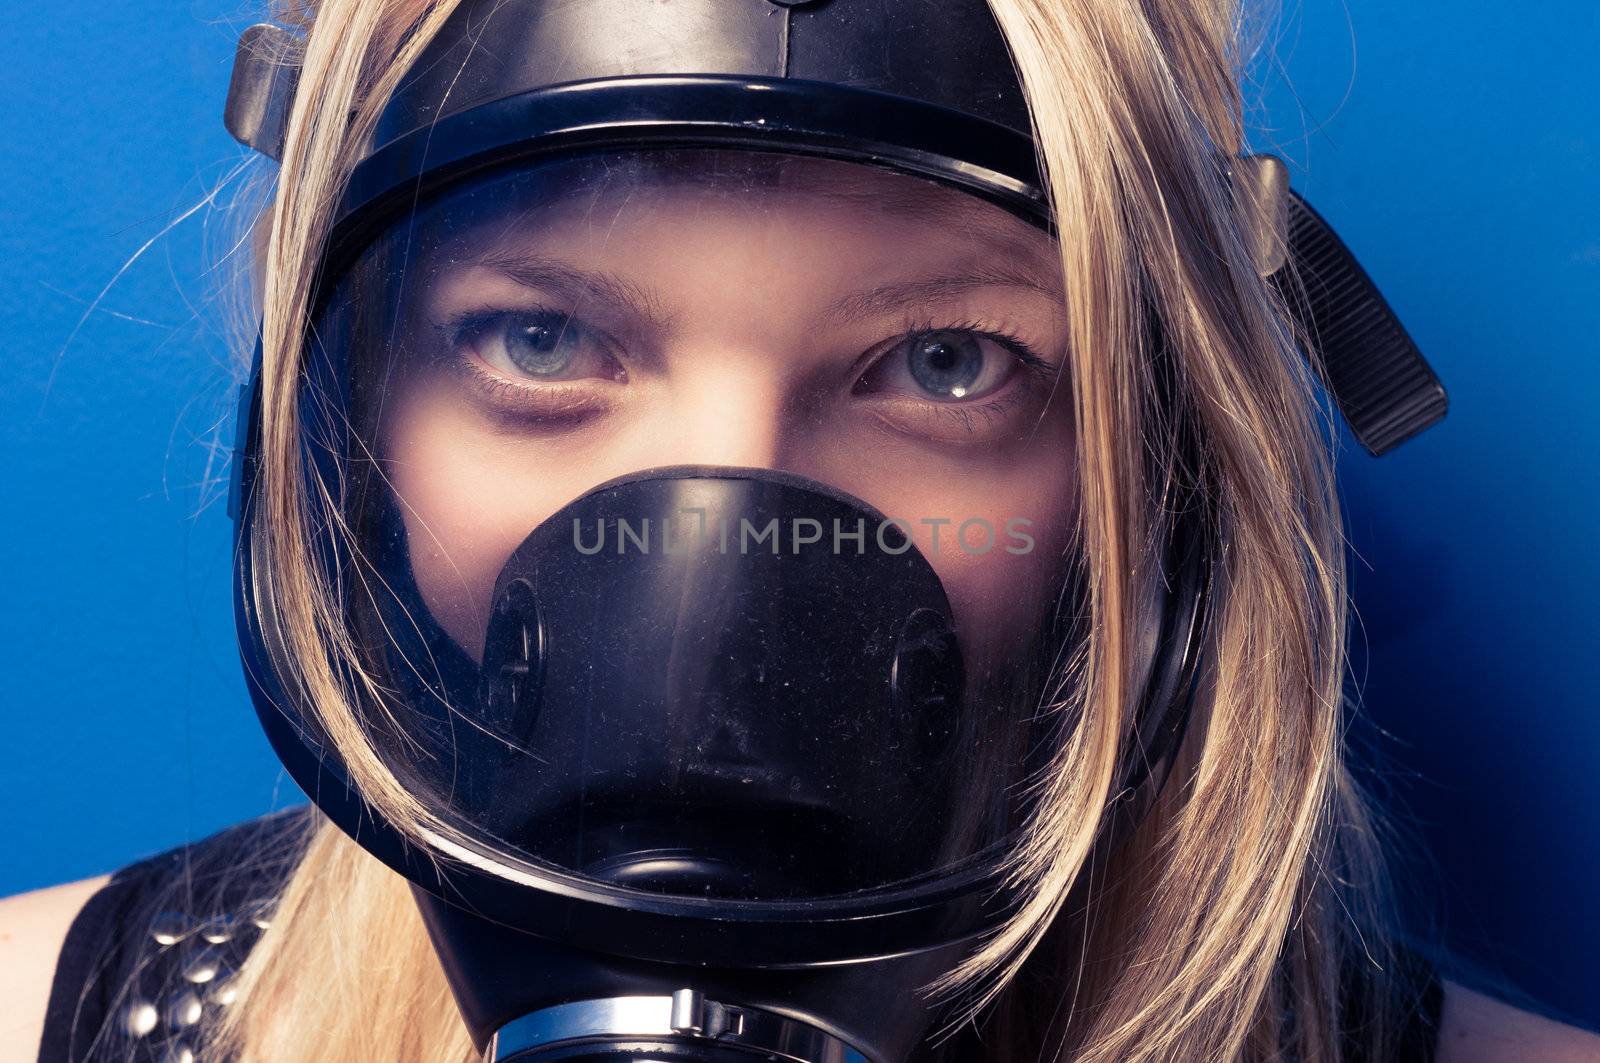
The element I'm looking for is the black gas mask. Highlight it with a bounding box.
[224,2,1445,1060]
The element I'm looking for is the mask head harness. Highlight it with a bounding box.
[224,3,1447,1060]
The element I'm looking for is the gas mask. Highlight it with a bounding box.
[223,2,1446,1060]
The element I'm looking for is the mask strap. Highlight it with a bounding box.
[1275,190,1449,454]
[222,22,1444,459]
[1228,153,1447,455]
[224,23,301,161]
[1230,154,1293,276]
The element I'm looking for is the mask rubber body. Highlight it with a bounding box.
[227,0,1221,1058]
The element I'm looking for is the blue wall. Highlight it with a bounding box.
[2,0,1595,1034]
[0,3,291,892]
[1247,1,1600,1031]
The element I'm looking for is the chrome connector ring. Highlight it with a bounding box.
[487,990,872,1063]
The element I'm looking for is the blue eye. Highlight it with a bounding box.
[906,331,986,398]
[453,309,620,383]
[858,328,1021,402]
[505,312,582,375]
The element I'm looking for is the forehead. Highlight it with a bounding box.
[408,149,1061,280]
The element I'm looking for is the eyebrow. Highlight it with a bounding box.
[821,260,1064,327]
[459,249,1062,332]
[468,249,681,333]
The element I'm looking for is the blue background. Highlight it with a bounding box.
[1,0,1595,1034]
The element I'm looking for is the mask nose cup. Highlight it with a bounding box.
[480,578,547,746]
[890,607,964,763]
[406,467,1040,903]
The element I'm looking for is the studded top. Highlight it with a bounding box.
[36,807,315,1063]
[34,803,1443,1061]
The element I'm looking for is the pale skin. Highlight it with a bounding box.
[3,156,1596,1060]
[373,154,1079,673]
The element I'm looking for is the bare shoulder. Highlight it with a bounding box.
[0,876,112,1063]
[1438,978,1600,1062]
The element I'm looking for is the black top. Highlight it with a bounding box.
[36,808,1443,1061]
[35,808,313,1063]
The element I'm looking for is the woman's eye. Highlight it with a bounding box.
[856,329,1021,402]
[453,309,621,383]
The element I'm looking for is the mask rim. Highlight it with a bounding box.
[228,85,1211,967]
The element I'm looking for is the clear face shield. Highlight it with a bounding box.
[307,147,1084,906]
[225,0,1444,1052]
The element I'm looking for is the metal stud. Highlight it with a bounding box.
[199,915,236,944]
[150,911,190,947]
[165,990,205,1030]
[181,943,226,985]
[208,974,240,1008]
[123,1000,159,1038]
[161,1042,198,1063]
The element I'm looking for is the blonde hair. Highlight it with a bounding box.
[203,0,1419,1059]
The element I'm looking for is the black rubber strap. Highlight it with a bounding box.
[1278,193,1449,456]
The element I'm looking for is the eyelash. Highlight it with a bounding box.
[875,314,1061,435]
[437,306,623,361]
[890,313,1056,374]
[433,305,1062,433]
[425,309,604,426]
